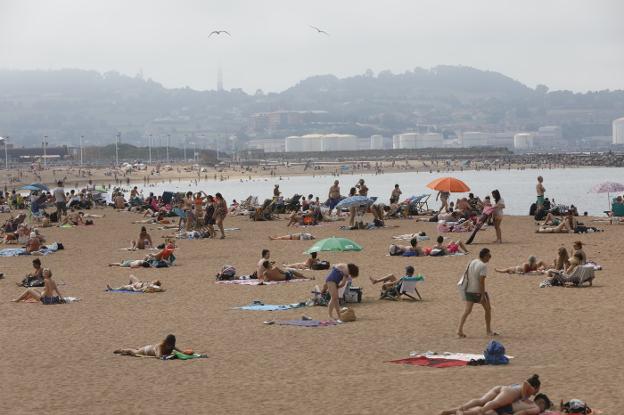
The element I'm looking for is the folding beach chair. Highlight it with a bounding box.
[414,194,431,214]
[398,276,423,300]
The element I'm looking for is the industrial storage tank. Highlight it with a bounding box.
[613,117,624,145]
[513,133,535,149]
[370,135,384,150]
[398,133,418,149]
[301,134,323,152]
[320,134,358,152]
[392,134,401,149]
[285,135,304,152]
[416,133,444,148]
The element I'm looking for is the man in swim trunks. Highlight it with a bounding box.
[327,180,341,215]
[260,261,311,282]
[457,248,496,338]
[536,176,545,211]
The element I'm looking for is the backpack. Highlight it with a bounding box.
[484,340,509,365]
[216,265,236,281]
[389,244,403,256]
[562,399,591,414]
[311,260,330,270]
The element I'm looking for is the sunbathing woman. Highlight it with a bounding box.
[108,259,150,268]
[496,256,547,274]
[114,334,182,358]
[129,226,153,250]
[269,232,315,241]
[430,235,469,255]
[322,263,359,321]
[536,211,576,233]
[107,275,165,293]
[439,374,541,415]
[552,247,570,271]
[260,261,312,282]
[283,252,320,269]
[12,268,65,304]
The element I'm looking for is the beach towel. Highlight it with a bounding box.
[0,242,59,257]
[235,302,306,311]
[269,319,338,327]
[388,356,468,368]
[162,351,208,360]
[407,351,514,361]
[0,247,28,257]
[215,279,308,286]
[105,288,144,294]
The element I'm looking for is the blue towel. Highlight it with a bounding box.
[236,302,306,311]
[105,289,144,294]
[0,248,27,257]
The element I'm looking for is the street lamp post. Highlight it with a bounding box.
[166,134,170,162]
[43,136,48,168]
[115,133,120,167]
[148,134,152,164]
[183,139,187,162]
[80,135,84,166]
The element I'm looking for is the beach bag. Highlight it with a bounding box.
[344,284,362,303]
[216,265,236,281]
[484,340,509,365]
[311,260,330,270]
[562,399,591,414]
[339,307,356,322]
[389,244,403,256]
[21,275,44,287]
[457,262,471,297]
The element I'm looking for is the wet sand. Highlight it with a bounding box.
[0,211,621,414]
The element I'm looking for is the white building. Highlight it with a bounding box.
[514,133,535,149]
[246,139,285,153]
[535,126,563,147]
[613,117,624,145]
[285,135,305,152]
[285,134,360,152]
[392,134,401,149]
[396,132,444,149]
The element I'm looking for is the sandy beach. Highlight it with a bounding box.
[0,203,622,414]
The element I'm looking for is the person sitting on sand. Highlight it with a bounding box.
[370,265,417,291]
[283,252,320,270]
[130,226,153,250]
[12,268,65,304]
[108,259,150,268]
[114,193,127,210]
[269,232,315,241]
[61,209,85,226]
[495,256,548,274]
[24,232,42,254]
[543,253,592,286]
[536,211,576,233]
[145,241,175,262]
[107,274,165,293]
[322,263,359,321]
[114,334,183,358]
[259,261,312,282]
[572,240,586,264]
[439,374,542,415]
[552,247,570,271]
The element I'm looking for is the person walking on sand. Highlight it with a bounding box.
[214,192,227,239]
[436,190,450,213]
[457,248,497,338]
[52,181,67,218]
[491,189,505,243]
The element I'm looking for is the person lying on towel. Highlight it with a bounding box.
[107,275,165,293]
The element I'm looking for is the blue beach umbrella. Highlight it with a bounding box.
[335,196,374,209]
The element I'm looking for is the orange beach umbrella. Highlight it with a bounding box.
[426,177,470,193]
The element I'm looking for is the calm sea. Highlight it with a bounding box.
[132,167,619,216]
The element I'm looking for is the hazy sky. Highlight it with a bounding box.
[1,0,622,93]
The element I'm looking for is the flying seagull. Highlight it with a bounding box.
[209,30,231,37]
[309,25,329,35]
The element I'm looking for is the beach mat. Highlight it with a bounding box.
[270,319,338,327]
[216,279,308,286]
[235,302,306,311]
[105,288,144,294]
[388,356,467,368]
[163,351,208,360]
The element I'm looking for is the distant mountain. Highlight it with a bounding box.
[0,67,622,147]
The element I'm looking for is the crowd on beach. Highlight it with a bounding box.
[1,171,612,413]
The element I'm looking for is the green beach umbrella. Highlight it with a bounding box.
[305,237,363,254]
